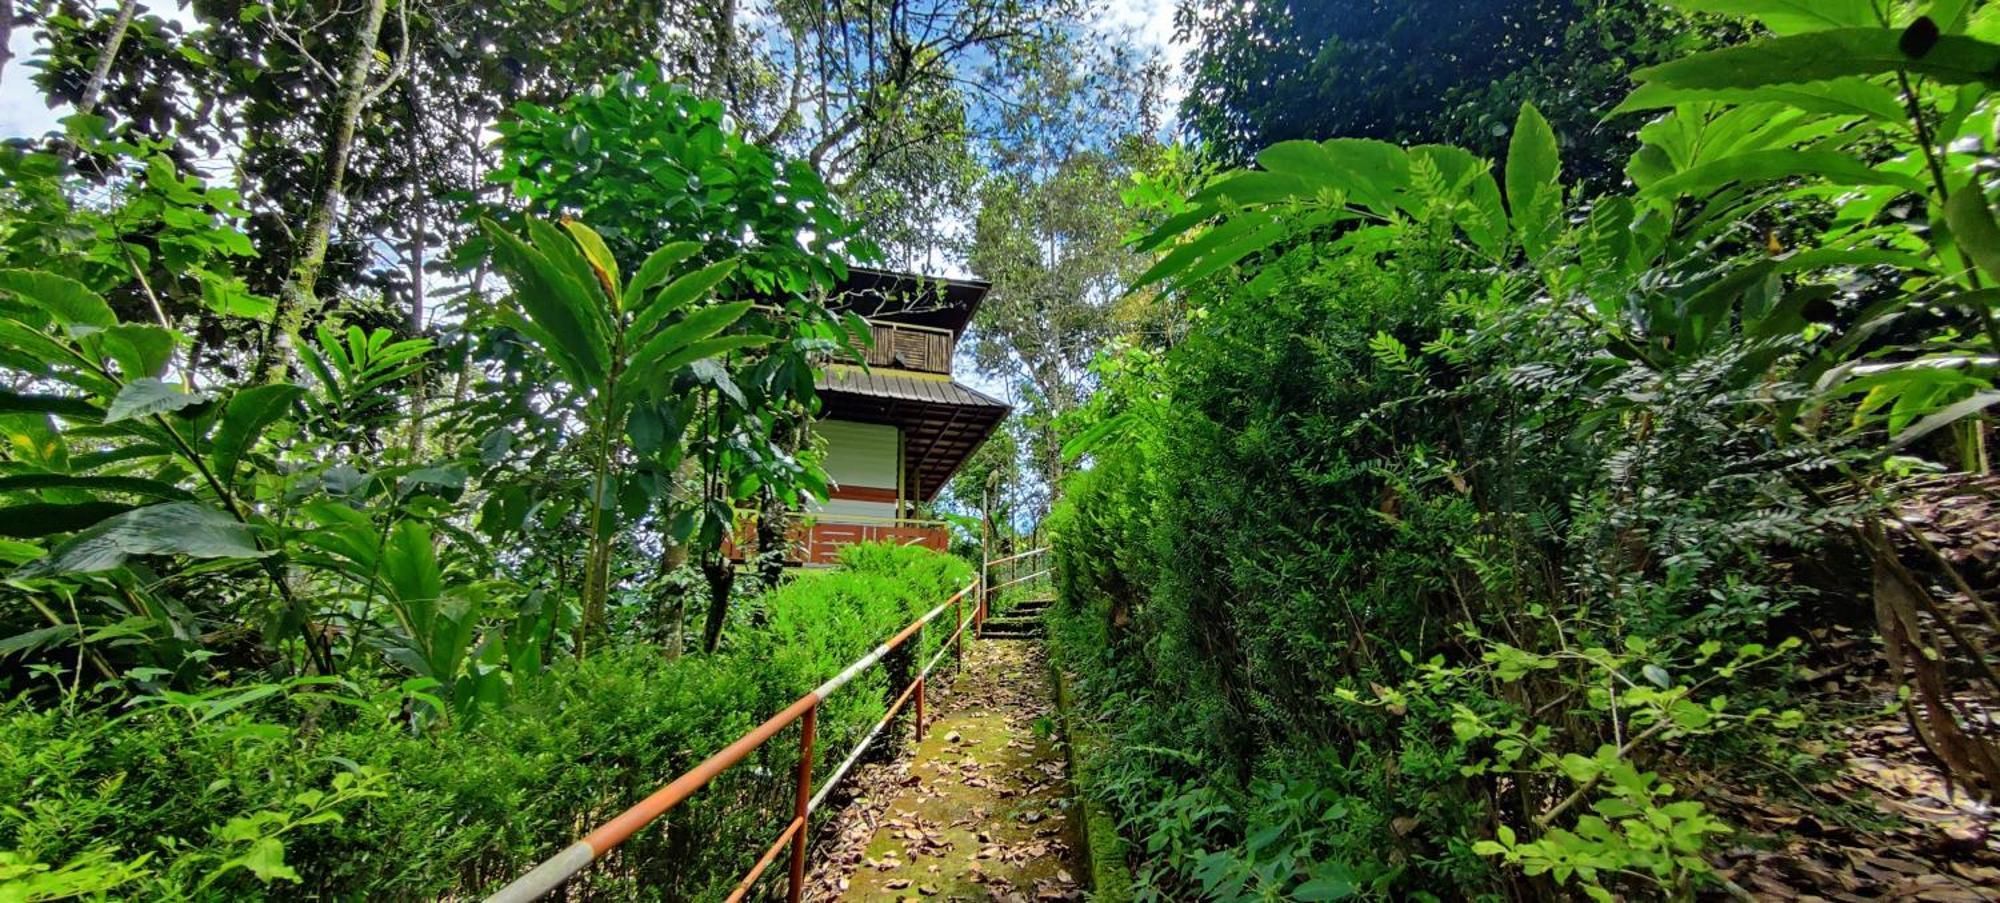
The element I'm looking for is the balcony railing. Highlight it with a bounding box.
[723,512,950,566]
[855,320,952,374]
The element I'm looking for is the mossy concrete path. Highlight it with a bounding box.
[806,639,1083,902]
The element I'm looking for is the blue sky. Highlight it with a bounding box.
[1,0,1185,142]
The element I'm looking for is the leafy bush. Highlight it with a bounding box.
[1048,4,2000,898]
[0,543,971,900]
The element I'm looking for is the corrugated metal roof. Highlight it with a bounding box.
[815,367,1010,409]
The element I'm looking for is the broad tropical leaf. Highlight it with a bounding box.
[1632,29,2000,90]
[1640,150,1929,199]
[1659,0,1876,34]
[0,501,137,538]
[20,502,268,575]
[624,335,776,399]
[1611,78,1908,124]
[627,301,756,385]
[1944,182,2000,284]
[210,384,306,483]
[631,259,741,338]
[101,324,179,381]
[559,219,621,302]
[0,269,116,329]
[1506,103,1563,260]
[104,378,209,423]
[0,474,193,500]
[623,241,703,301]
[480,218,609,387]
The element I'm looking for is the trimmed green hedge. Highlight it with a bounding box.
[0,543,972,900]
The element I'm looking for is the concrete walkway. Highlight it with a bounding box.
[807,639,1082,902]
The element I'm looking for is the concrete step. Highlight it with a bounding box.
[981,630,1044,641]
[980,617,1045,639]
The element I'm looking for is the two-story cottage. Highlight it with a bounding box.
[743,267,1010,566]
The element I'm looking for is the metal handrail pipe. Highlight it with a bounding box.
[808,604,976,813]
[723,817,805,903]
[988,569,1051,593]
[985,546,1050,568]
[483,579,977,903]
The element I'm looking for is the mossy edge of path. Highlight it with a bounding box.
[1048,661,1134,902]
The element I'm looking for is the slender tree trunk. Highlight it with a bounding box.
[1,0,17,82]
[404,80,427,335]
[711,0,737,103]
[261,0,390,383]
[77,0,137,115]
[750,413,802,594]
[400,83,429,458]
[699,554,735,653]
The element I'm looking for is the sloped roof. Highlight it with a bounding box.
[815,365,1010,502]
[816,366,1010,408]
[833,267,991,339]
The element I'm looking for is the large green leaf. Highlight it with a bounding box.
[631,259,740,339]
[479,219,608,387]
[1506,103,1563,261]
[627,302,758,387]
[0,269,115,329]
[1134,211,1278,288]
[1314,139,1411,215]
[104,378,209,424]
[1611,78,1908,124]
[1632,29,2000,90]
[0,501,136,538]
[526,218,615,348]
[1892,390,2000,448]
[1162,215,1304,289]
[0,319,113,394]
[382,519,442,608]
[1641,149,1929,199]
[1660,0,1875,34]
[1944,181,2000,284]
[1408,145,1507,257]
[1929,0,1975,33]
[210,383,306,484]
[623,241,703,301]
[19,502,268,575]
[1215,140,1407,215]
[0,474,193,500]
[623,334,775,399]
[558,219,621,302]
[101,324,179,381]
[1196,170,1319,207]
[0,390,102,421]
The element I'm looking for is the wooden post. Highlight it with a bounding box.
[915,676,926,741]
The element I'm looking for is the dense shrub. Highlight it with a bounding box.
[0,543,971,900]
[1044,6,2000,893]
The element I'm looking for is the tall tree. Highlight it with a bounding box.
[1174,0,1719,191]
[28,0,669,358]
[964,38,1166,513]
[262,0,409,382]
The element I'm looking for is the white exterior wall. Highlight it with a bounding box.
[808,419,900,520]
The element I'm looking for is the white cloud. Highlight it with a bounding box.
[1096,0,1190,114]
[1,26,67,139]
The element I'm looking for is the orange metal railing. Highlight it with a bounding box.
[482,579,982,903]
[977,545,1050,635]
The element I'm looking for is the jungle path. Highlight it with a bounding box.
[806,635,1084,902]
